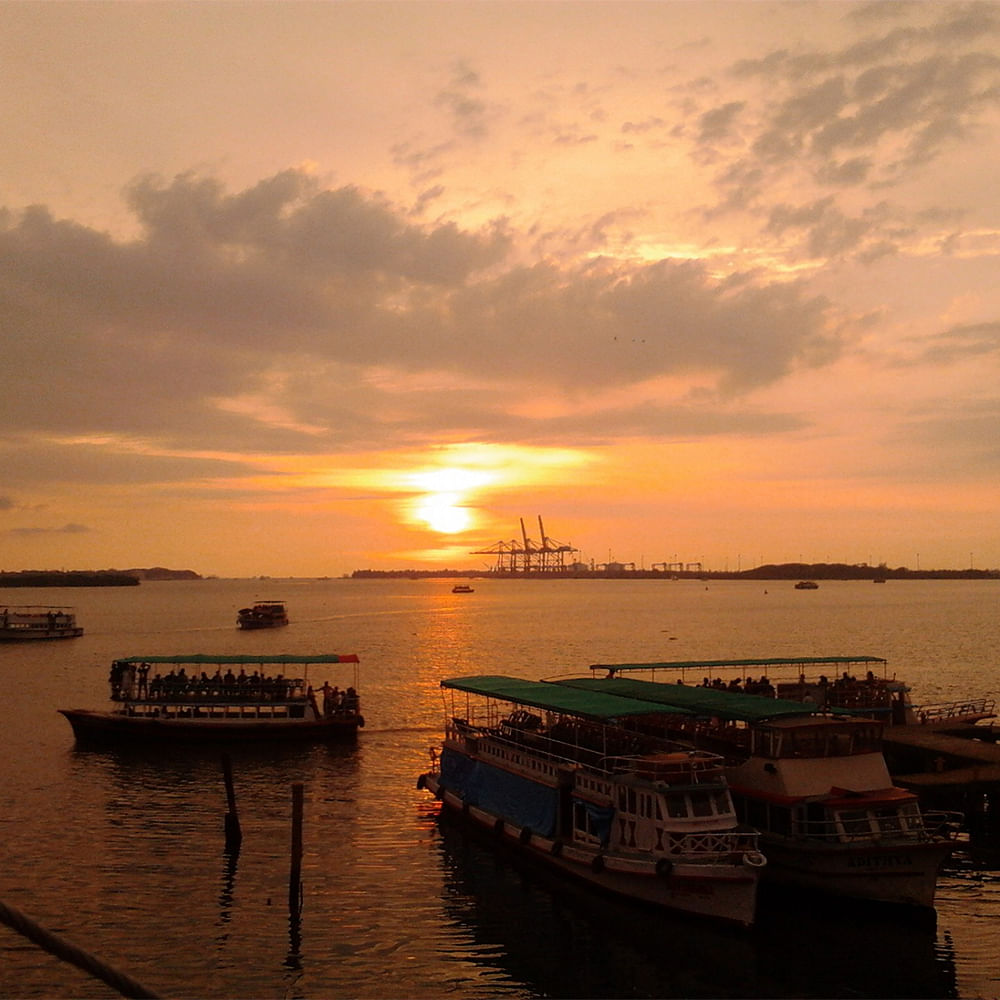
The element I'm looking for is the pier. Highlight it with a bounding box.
[882,722,1000,848]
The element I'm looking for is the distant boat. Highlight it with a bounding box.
[237,600,288,629]
[794,580,819,590]
[451,584,475,594]
[0,605,84,641]
[873,576,887,584]
[60,653,363,745]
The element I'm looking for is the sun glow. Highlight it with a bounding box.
[411,492,472,534]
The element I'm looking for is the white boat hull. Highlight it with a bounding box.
[421,772,760,928]
[754,835,951,908]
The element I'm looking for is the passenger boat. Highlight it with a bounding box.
[451,584,475,594]
[794,580,819,589]
[0,605,84,640]
[59,653,362,745]
[557,667,960,911]
[418,675,766,927]
[236,600,288,629]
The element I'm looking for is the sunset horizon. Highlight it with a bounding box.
[3,2,998,579]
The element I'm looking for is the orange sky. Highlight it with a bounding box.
[1,2,999,576]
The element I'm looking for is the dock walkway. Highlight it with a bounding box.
[883,724,1000,804]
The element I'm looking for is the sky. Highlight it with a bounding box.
[2,1,999,578]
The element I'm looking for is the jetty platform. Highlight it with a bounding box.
[882,723,1000,818]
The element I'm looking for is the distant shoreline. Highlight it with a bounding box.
[0,568,201,588]
[352,564,998,581]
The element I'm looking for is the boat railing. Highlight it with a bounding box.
[118,683,309,703]
[790,812,952,843]
[912,698,997,724]
[605,752,727,783]
[665,829,761,862]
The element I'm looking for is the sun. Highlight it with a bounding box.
[413,492,472,534]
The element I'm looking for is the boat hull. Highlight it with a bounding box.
[0,627,84,641]
[755,835,951,909]
[420,771,759,928]
[59,708,360,746]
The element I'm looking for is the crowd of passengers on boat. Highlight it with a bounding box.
[108,661,316,703]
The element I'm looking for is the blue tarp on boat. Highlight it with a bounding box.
[439,747,558,836]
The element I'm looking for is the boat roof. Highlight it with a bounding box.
[591,655,887,674]
[441,675,697,721]
[117,654,358,665]
[553,676,840,724]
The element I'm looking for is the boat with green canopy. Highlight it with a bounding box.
[554,665,960,911]
[60,654,363,745]
[419,674,766,927]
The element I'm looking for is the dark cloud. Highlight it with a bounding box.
[909,321,1000,366]
[700,4,1000,259]
[1,169,840,471]
[6,523,89,537]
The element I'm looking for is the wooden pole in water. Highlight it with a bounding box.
[288,783,304,917]
[222,754,242,852]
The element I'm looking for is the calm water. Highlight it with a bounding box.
[1,578,999,999]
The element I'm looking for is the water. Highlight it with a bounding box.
[1,577,999,998]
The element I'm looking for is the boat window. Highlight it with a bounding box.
[713,790,732,815]
[666,795,688,818]
[690,792,714,817]
[837,809,873,838]
[874,807,903,834]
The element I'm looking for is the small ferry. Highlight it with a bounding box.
[419,675,766,927]
[451,584,475,594]
[0,605,84,641]
[560,665,960,911]
[794,580,819,590]
[60,653,362,745]
[236,600,289,629]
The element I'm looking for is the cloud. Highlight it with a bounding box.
[1,170,840,466]
[6,523,89,537]
[698,3,1000,259]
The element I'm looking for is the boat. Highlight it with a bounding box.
[557,667,961,911]
[236,600,288,629]
[0,605,84,641]
[59,653,362,745]
[451,584,475,594]
[794,580,819,590]
[418,675,766,927]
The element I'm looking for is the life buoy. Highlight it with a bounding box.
[744,851,767,869]
[519,827,532,845]
[591,854,605,874]
[656,857,673,878]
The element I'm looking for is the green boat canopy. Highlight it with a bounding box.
[590,655,886,675]
[554,676,840,723]
[117,654,359,665]
[441,675,696,721]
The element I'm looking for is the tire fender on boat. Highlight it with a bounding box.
[656,857,673,878]
[519,827,532,845]
[493,818,504,836]
[591,854,605,874]
[416,774,426,790]
[551,839,563,857]
[357,715,365,728]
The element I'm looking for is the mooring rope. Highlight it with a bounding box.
[0,899,162,999]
